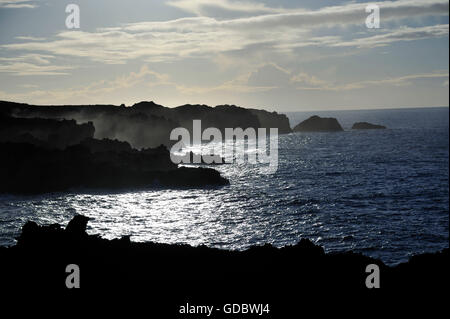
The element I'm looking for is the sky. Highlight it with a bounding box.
[0,0,448,111]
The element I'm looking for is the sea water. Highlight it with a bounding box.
[0,107,448,265]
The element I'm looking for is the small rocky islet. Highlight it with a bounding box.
[352,122,387,130]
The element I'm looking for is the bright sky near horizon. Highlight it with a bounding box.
[0,0,448,111]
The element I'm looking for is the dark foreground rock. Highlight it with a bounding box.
[352,122,386,130]
[293,115,344,132]
[0,215,447,308]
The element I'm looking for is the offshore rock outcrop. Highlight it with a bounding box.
[1,100,292,149]
[0,215,447,301]
[352,122,387,130]
[293,115,344,132]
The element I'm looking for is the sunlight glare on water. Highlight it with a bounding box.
[0,108,448,265]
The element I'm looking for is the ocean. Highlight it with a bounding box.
[0,107,448,265]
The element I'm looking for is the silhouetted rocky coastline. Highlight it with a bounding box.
[0,103,231,193]
[0,141,228,194]
[0,112,95,148]
[0,214,447,297]
[1,100,292,149]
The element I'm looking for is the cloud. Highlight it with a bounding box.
[246,63,291,87]
[0,64,278,104]
[0,54,74,75]
[294,71,449,91]
[0,62,72,75]
[122,0,449,32]
[334,24,449,48]
[290,72,329,88]
[110,65,172,89]
[176,75,276,94]
[15,36,47,41]
[1,0,448,65]
[1,63,448,109]
[166,0,286,17]
[0,0,37,8]
[0,65,170,103]
[0,0,448,109]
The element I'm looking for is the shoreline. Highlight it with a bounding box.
[1,214,448,292]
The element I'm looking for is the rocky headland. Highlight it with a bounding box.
[1,100,292,149]
[0,99,296,194]
[0,141,228,194]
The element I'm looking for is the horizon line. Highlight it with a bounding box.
[1,99,449,114]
